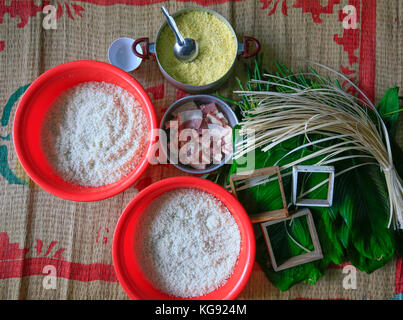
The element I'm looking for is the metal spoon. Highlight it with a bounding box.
[161,6,198,62]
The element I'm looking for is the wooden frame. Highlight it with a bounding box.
[260,209,323,272]
[292,165,335,207]
[230,166,289,224]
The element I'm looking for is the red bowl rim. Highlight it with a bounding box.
[13,60,158,202]
[112,176,256,300]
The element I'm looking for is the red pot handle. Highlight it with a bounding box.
[132,37,150,60]
[243,36,260,58]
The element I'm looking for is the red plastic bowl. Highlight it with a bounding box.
[112,177,256,300]
[13,60,157,201]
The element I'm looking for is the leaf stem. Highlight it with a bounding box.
[382,108,403,117]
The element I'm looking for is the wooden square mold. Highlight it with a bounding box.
[229,166,289,224]
[260,208,323,272]
[292,165,335,207]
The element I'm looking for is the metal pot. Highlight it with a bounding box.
[132,7,260,93]
[160,95,239,174]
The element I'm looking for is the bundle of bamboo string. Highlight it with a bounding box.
[233,64,403,229]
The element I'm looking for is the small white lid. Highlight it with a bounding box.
[108,37,143,72]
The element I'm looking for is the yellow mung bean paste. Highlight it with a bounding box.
[157,10,237,86]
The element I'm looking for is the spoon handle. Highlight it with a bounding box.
[161,6,185,46]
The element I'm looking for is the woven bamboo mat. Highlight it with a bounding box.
[0,0,402,300]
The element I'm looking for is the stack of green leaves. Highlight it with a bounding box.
[207,56,403,291]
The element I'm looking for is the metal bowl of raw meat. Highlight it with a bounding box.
[160,95,238,174]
